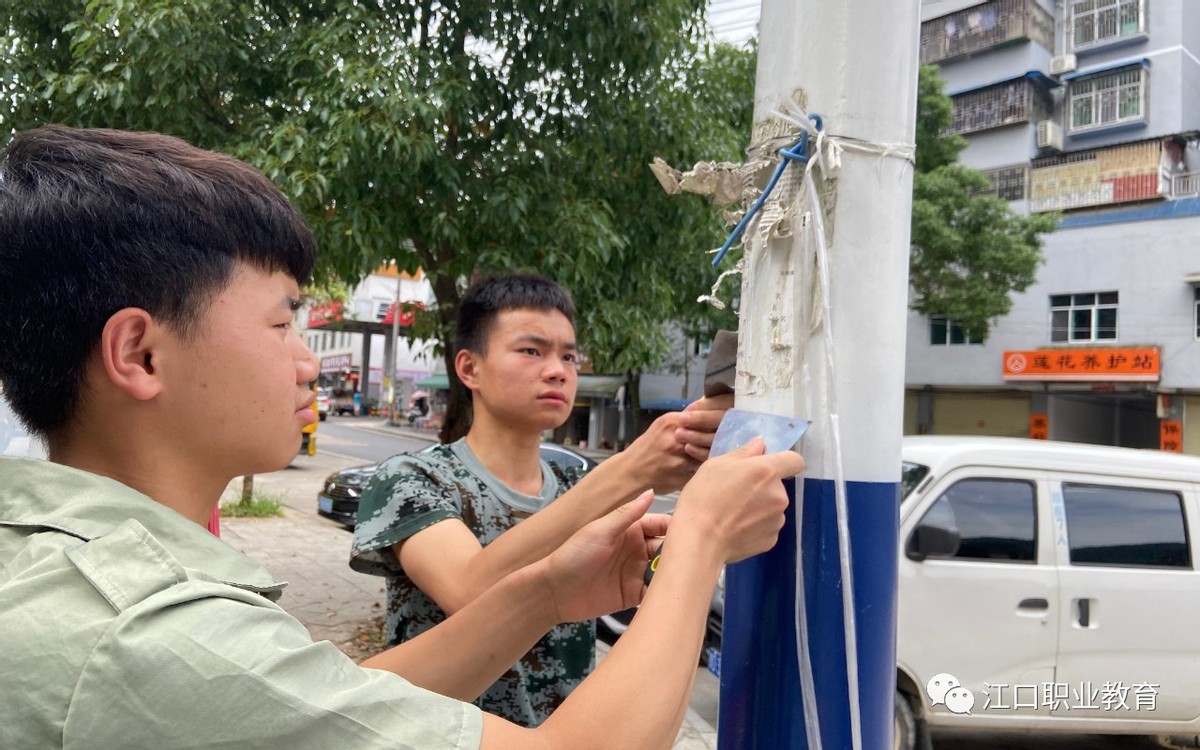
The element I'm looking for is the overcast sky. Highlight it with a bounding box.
[708,0,760,46]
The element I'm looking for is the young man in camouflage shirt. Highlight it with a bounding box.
[350,274,734,726]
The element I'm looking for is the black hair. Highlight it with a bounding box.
[455,274,576,356]
[0,125,317,435]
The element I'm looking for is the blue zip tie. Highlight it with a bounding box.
[711,114,824,267]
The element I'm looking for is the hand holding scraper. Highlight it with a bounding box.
[645,331,809,583]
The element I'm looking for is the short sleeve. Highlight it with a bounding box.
[349,451,463,577]
[64,583,483,750]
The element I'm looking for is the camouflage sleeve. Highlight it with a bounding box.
[348,451,462,577]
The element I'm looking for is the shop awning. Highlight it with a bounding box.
[416,374,450,390]
[1060,56,1150,82]
[577,375,625,399]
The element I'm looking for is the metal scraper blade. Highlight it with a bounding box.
[710,408,810,458]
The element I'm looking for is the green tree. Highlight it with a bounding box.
[1,0,749,441]
[909,65,1056,339]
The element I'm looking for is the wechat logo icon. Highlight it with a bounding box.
[927,673,975,715]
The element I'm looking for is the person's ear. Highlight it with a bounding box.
[100,308,165,401]
[455,348,481,391]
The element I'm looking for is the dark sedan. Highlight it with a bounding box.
[317,442,598,527]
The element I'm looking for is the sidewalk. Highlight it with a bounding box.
[218,448,718,748]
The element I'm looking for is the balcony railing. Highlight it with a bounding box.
[921,0,1055,64]
[948,79,1052,136]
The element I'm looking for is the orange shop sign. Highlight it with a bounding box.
[1161,420,1184,453]
[1002,348,1160,382]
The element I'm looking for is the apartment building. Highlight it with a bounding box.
[905,0,1200,452]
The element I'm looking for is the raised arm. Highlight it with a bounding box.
[479,439,804,750]
[397,395,733,614]
[361,491,665,699]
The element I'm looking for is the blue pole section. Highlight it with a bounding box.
[719,479,899,749]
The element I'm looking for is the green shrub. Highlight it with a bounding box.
[220,492,285,519]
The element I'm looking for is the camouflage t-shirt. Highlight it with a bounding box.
[349,439,591,727]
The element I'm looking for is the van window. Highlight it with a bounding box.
[1062,483,1190,569]
[914,479,1037,562]
[902,461,930,500]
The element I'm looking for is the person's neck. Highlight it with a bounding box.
[463,415,545,496]
[49,420,227,526]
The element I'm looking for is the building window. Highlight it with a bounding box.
[1050,292,1118,342]
[930,315,984,346]
[1194,288,1200,339]
[1068,66,1146,133]
[1070,0,1144,50]
[977,164,1029,201]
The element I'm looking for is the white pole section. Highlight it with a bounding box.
[718,1,921,749]
[386,270,402,424]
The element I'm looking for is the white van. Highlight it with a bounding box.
[897,435,1200,749]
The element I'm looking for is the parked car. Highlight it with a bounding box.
[317,442,598,527]
[315,387,330,421]
[699,435,1200,750]
[596,570,723,668]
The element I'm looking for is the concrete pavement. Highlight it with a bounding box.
[217,428,718,748]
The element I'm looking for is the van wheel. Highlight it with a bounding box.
[895,692,917,750]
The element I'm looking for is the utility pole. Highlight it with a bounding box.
[383,264,402,424]
[719,2,920,749]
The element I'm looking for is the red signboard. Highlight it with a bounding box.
[1161,420,1183,453]
[307,300,345,328]
[1003,348,1160,382]
[1029,413,1049,440]
[381,301,424,327]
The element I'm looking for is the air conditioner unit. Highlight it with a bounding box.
[1036,119,1064,152]
[1050,54,1077,76]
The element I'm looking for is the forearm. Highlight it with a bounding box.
[453,453,651,604]
[532,529,722,750]
[360,564,557,701]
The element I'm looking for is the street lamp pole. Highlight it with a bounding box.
[385,263,402,425]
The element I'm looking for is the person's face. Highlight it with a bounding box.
[159,262,318,476]
[460,307,578,433]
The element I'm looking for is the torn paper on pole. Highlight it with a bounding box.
[649,158,752,208]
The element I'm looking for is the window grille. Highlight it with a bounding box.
[1070,0,1144,50]
[977,165,1029,201]
[949,79,1050,135]
[1069,66,1146,133]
